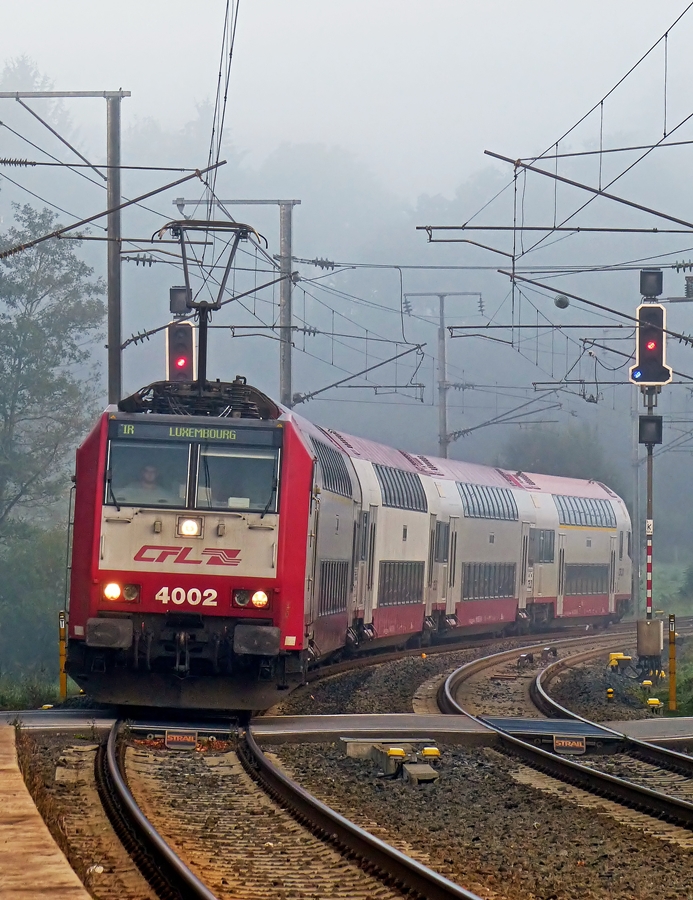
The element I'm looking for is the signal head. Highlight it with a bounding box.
[640,268,663,299]
[166,321,195,381]
[629,303,672,386]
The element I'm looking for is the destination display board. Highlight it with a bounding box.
[109,419,280,445]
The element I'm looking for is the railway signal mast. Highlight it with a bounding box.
[161,219,251,397]
[629,269,671,682]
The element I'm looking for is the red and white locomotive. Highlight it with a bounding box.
[66,376,632,709]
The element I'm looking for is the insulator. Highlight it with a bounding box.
[311,257,335,270]
[0,158,34,167]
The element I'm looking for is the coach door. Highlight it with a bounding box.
[556,532,566,616]
[446,517,459,615]
[609,533,617,614]
[426,514,437,610]
[307,492,321,626]
[362,505,378,624]
[519,522,533,609]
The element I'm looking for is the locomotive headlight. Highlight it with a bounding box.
[122,584,140,602]
[251,590,269,608]
[233,589,251,607]
[177,516,203,537]
[103,582,122,601]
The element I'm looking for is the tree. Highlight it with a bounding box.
[0,523,67,675]
[497,424,626,499]
[0,205,105,532]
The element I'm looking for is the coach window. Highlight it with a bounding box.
[434,521,450,563]
[107,441,190,508]
[360,511,370,559]
[530,528,555,564]
[196,445,280,513]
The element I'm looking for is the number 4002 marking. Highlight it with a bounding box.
[155,586,218,607]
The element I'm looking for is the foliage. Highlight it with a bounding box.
[498,424,626,499]
[0,524,68,676]
[0,675,61,711]
[679,563,693,603]
[0,204,104,532]
[0,203,103,673]
[670,640,693,717]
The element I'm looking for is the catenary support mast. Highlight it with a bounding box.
[106,95,122,403]
[0,90,130,403]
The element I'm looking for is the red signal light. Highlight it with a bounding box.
[646,340,657,351]
[166,321,195,381]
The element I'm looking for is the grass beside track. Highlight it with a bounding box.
[0,674,81,710]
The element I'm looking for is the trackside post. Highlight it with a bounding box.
[58,610,67,700]
[669,614,677,712]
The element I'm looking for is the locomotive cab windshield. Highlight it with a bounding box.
[105,418,281,513]
[108,441,189,507]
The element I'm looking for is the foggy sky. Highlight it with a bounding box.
[3,2,693,555]
[0,2,686,198]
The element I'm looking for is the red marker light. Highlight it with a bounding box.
[175,356,187,368]
[646,340,657,351]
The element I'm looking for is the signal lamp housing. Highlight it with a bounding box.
[639,415,663,445]
[629,303,672,386]
[640,268,663,299]
[166,321,195,381]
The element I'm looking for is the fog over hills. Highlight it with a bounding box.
[2,4,693,557]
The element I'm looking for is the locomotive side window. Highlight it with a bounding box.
[106,441,190,508]
[196,445,280,512]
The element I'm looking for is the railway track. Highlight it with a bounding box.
[439,643,693,831]
[100,718,482,900]
[20,625,693,897]
[94,721,217,899]
[416,630,634,717]
[532,649,693,774]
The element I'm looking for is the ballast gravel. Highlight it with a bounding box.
[271,640,532,716]
[549,653,658,722]
[275,741,693,900]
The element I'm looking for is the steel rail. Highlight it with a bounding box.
[241,726,482,900]
[439,651,693,828]
[532,652,693,775]
[99,720,219,900]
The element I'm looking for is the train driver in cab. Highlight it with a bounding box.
[115,463,180,506]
